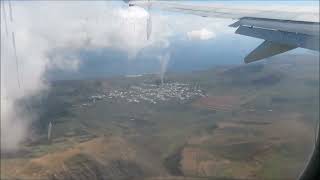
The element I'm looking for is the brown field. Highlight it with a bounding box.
[193,96,243,111]
[181,111,315,179]
[2,136,168,180]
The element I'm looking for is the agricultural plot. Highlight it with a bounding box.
[1,54,318,180]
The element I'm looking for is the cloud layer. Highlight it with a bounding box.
[1,1,159,151]
[0,1,189,151]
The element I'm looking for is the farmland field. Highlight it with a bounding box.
[1,54,319,180]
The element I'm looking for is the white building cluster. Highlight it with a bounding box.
[86,82,206,105]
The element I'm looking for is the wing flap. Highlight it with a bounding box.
[244,41,297,63]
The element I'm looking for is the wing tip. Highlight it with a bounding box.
[229,21,241,27]
[244,41,297,63]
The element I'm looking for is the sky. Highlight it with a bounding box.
[0,0,318,152]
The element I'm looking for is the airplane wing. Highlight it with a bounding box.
[126,1,319,63]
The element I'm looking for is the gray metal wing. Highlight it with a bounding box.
[231,17,319,63]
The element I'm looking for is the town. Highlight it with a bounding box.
[80,82,206,106]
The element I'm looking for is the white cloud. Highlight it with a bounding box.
[187,28,215,40]
[0,1,174,152]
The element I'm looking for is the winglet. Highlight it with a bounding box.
[244,41,297,63]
